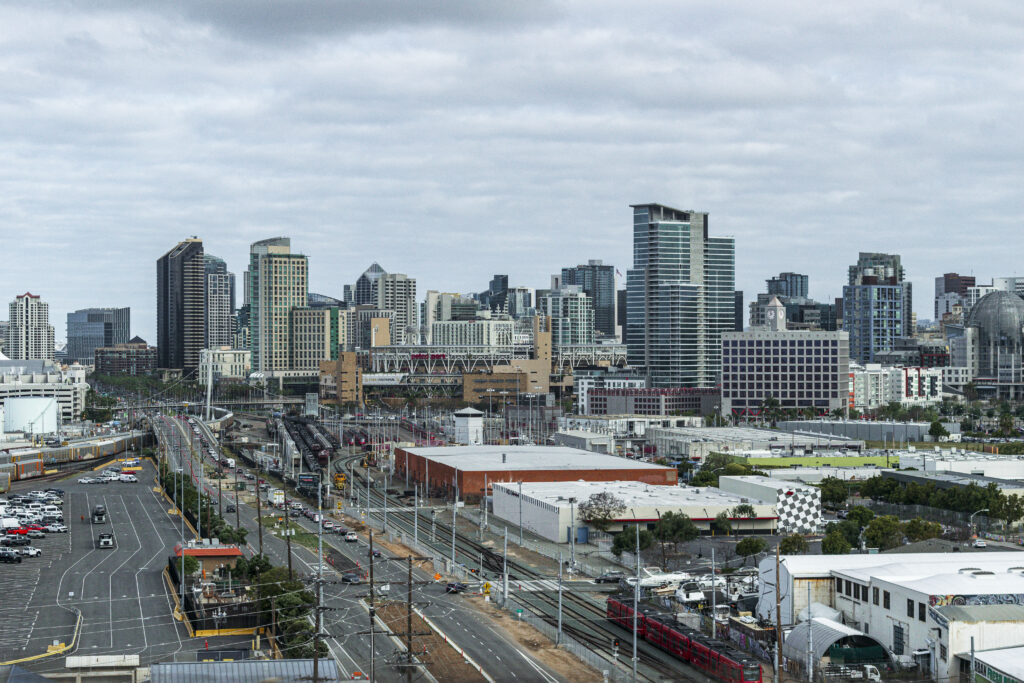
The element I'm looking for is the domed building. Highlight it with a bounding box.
[958,290,1024,397]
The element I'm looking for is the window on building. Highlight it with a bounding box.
[940,644,947,661]
[907,599,914,618]
[873,587,879,605]
[918,603,926,622]
[893,624,905,655]
[836,578,842,592]
[846,580,852,596]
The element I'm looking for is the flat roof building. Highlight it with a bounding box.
[491,480,778,543]
[718,475,822,533]
[394,445,677,499]
[647,425,864,462]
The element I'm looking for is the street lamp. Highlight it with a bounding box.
[970,508,989,536]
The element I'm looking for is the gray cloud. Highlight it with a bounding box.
[2,1,1024,341]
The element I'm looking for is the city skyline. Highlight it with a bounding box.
[3,3,1024,339]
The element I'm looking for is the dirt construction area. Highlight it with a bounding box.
[377,601,485,682]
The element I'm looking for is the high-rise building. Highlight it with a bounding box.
[248,237,308,373]
[66,308,130,363]
[766,272,809,299]
[843,252,911,363]
[7,293,55,361]
[480,275,509,311]
[157,238,205,376]
[538,286,595,345]
[351,265,417,344]
[934,272,976,319]
[561,260,616,337]
[204,254,234,349]
[289,307,350,371]
[733,291,744,331]
[94,337,157,376]
[626,203,735,388]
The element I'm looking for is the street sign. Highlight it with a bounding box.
[483,582,491,595]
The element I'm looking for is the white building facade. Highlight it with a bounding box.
[7,293,54,361]
[431,320,514,347]
[0,359,87,424]
[199,347,252,381]
[850,363,943,411]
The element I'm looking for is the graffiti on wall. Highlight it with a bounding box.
[929,593,1024,607]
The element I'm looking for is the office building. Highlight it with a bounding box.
[319,353,362,406]
[934,272,975,319]
[351,264,417,344]
[843,252,911,363]
[248,237,308,373]
[767,272,809,299]
[574,368,646,414]
[422,292,479,343]
[538,286,595,345]
[288,307,349,371]
[848,363,943,411]
[733,291,744,331]
[6,293,55,362]
[480,274,509,311]
[587,387,721,416]
[431,320,514,347]
[204,254,234,348]
[626,203,735,388]
[722,296,850,417]
[157,238,205,376]
[65,307,129,364]
[198,346,251,382]
[93,337,157,376]
[561,260,616,337]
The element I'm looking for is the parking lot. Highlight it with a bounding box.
[2,459,192,669]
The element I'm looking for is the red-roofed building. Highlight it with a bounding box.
[174,542,243,573]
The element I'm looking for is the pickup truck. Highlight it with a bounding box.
[97,533,115,549]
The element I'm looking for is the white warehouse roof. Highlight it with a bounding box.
[719,475,819,494]
[491,480,768,509]
[766,552,1024,579]
[401,445,672,472]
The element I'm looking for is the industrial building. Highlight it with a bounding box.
[776,419,961,444]
[758,553,1024,681]
[551,430,614,454]
[718,475,822,533]
[393,445,677,499]
[0,359,88,426]
[760,466,895,484]
[899,451,1024,479]
[646,425,863,462]
[881,469,1024,498]
[490,480,778,543]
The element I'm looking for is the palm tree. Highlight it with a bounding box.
[732,503,756,536]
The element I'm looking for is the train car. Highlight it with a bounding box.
[606,596,762,683]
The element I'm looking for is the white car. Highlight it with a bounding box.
[45,524,67,533]
[17,546,41,557]
[78,477,95,484]
[974,539,987,548]
[118,474,138,483]
[345,532,359,542]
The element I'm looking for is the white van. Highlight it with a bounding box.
[40,505,61,517]
[118,473,138,483]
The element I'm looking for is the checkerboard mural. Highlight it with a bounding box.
[776,488,822,533]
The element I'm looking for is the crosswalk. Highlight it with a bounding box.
[510,579,560,592]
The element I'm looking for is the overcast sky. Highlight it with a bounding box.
[3,1,1023,342]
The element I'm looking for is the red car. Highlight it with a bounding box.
[22,524,44,531]
[5,527,28,535]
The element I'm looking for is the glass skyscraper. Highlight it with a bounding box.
[561,260,616,337]
[66,308,130,363]
[626,204,735,388]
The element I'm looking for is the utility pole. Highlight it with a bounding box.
[414,485,419,545]
[503,526,509,604]
[255,477,263,555]
[369,530,376,683]
[406,556,414,683]
[519,480,523,544]
[217,473,222,519]
[632,522,639,683]
[233,465,240,534]
[557,551,563,645]
[313,459,325,683]
[806,581,813,683]
[711,547,716,637]
[284,489,293,580]
[776,544,784,683]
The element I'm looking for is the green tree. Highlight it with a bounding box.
[902,517,942,543]
[712,511,732,536]
[929,421,950,440]
[846,505,875,529]
[732,503,756,536]
[182,554,199,576]
[778,534,808,555]
[822,530,852,555]
[610,527,654,557]
[735,537,767,565]
[652,512,699,568]
[577,492,627,532]
[818,477,849,507]
[999,413,1015,436]
[864,515,903,550]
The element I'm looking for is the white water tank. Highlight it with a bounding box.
[3,397,59,434]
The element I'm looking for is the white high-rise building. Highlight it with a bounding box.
[539,286,594,346]
[7,293,54,361]
[248,237,308,372]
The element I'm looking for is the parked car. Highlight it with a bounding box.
[595,571,626,584]
[2,535,30,546]
[0,548,22,563]
[26,530,44,539]
[78,477,95,484]
[17,546,41,558]
[974,539,988,548]
[44,523,67,533]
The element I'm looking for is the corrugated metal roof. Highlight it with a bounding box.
[974,646,1024,678]
[150,659,341,682]
[934,604,1024,622]
[782,618,878,662]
